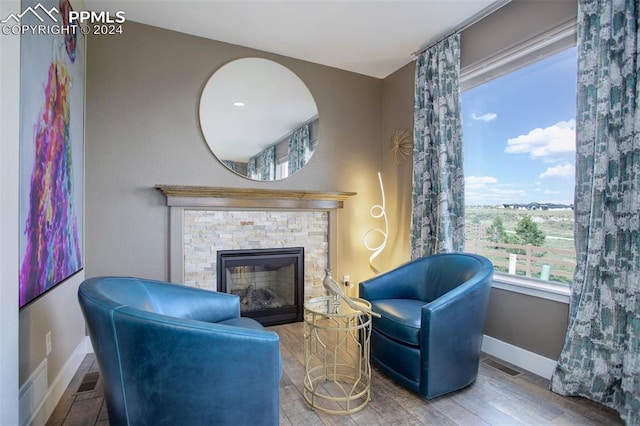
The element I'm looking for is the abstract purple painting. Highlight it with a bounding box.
[19,0,84,308]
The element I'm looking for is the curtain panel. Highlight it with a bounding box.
[221,160,238,172]
[247,157,257,180]
[248,145,276,180]
[551,1,639,424]
[411,33,465,259]
[288,124,310,175]
[259,145,276,180]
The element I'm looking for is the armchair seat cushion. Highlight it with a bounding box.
[219,316,266,330]
[370,299,424,346]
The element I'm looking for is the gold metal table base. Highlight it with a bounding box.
[303,296,372,414]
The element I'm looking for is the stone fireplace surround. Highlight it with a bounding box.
[155,186,355,305]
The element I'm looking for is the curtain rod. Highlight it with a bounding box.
[411,0,512,59]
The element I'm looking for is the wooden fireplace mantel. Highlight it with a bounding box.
[155,185,356,210]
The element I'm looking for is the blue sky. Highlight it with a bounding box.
[462,47,578,206]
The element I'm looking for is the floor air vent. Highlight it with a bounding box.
[77,371,100,393]
[482,358,522,377]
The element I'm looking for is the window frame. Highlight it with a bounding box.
[460,21,577,303]
[275,156,289,180]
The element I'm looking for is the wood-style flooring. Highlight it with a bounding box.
[47,321,623,425]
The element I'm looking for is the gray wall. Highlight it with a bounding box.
[86,21,384,288]
[461,0,578,69]
[487,289,568,359]
[18,274,85,384]
[379,61,415,271]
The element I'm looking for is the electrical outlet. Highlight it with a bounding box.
[45,331,52,355]
[343,274,350,286]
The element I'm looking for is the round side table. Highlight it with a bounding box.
[303,295,372,414]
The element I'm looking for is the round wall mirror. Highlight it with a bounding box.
[199,58,319,181]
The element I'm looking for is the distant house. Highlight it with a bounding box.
[502,202,574,211]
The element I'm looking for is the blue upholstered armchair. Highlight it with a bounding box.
[359,253,493,399]
[78,277,281,426]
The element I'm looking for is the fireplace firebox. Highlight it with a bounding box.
[217,247,304,326]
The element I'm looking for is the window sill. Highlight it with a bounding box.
[492,272,570,304]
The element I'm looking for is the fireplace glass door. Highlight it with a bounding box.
[217,247,304,326]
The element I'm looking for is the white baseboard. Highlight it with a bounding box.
[482,334,557,380]
[21,336,92,426]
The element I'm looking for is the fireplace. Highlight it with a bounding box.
[217,247,304,326]
[155,186,356,314]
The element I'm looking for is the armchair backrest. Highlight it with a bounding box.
[83,276,240,322]
[360,253,493,303]
[419,254,492,302]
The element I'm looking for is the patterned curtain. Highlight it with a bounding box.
[550,1,639,424]
[221,160,237,172]
[410,33,465,259]
[259,145,275,180]
[288,124,310,175]
[247,157,257,179]
[247,146,275,180]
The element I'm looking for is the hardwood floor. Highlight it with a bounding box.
[47,321,623,425]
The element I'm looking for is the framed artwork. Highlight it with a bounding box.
[19,0,84,308]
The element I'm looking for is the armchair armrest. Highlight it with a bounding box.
[110,307,281,426]
[419,279,492,398]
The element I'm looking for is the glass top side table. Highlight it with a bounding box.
[303,295,372,414]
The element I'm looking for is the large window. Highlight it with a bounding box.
[461,44,577,286]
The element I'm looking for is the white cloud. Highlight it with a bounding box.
[505,119,575,160]
[465,176,498,186]
[465,186,528,206]
[539,163,575,179]
[471,112,497,122]
[464,176,528,205]
[464,175,574,206]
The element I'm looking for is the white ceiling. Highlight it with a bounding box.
[83,0,504,78]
